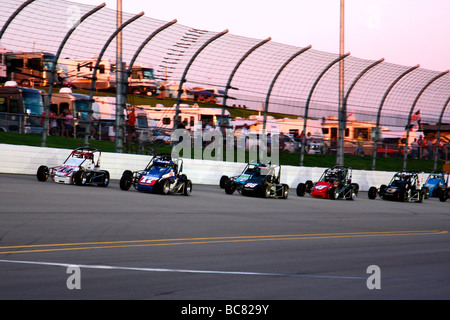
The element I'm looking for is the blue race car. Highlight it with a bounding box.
[423,171,449,198]
[120,154,192,196]
[222,162,289,199]
[220,162,264,191]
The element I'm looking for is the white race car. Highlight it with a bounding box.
[37,147,110,187]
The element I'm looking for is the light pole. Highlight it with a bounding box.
[336,0,345,167]
[115,0,124,153]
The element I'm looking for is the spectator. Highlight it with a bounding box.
[126,107,136,141]
[411,138,419,159]
[356,132,364,156]
[61,109,73,137]
[417,135,424,158]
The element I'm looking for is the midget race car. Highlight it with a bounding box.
[119,154,192,196]
[222,163,289,199]
[219,162,263,189]
[423,171,449,199]
[36,147,110,187]
[368,171,426,203]
[296,166,359,200]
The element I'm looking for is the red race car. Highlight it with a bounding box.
[296,166,359,200]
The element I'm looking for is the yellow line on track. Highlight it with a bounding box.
[0,230,446,255]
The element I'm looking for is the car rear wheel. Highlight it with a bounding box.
[183,180,192,196]
[37,166,49,182]
[263,185,271,198]
[282,184,289,199]
[120,171,133,191]
[346,189,356,200]
[439,189,448,202]
[99,171,110,187]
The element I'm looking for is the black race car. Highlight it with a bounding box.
[220,162,263,189]
[223,163,289,199]
[368,171,426,203]
[119,154,192,196]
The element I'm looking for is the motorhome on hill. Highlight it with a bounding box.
[137,103,232,131]
[58,59,157,95]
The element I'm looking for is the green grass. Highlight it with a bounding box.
[0,132,443,172]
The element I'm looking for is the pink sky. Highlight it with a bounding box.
[67,0,450,71]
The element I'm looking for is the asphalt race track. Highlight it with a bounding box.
[0,173,449,301]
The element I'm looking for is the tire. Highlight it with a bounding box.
[183,180,192,196]
[263,185,271,198]
[37,166,49,182]
[423,187,430,199]
[119,171,133,191]
[439,189,448,202]
[160,179,170,195]
[281,184,289,199]
[219,175,229,189]
[74,170,87,186]
[351,183,359,195]
[296,183,306,197]
[379,185,387,198]
[399,190,408,202]
[417,190,424,203]
[224,181,236,195]
[368,186,378,200]
[99,171,110,187]
[329,187,339,200]
[305,180,313,193]
[346,188,356,200]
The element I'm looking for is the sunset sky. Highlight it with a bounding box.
[73,0,450,72]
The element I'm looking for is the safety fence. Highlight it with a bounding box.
[0,0,449,171]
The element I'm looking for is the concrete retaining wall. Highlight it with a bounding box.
[0,144,397,191]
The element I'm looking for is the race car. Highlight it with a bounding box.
[119,154,192,196]
[219,162,263,189]
[422,171,449,198]
[223,163,289,199]
[368,171,426,203]
[296,166,359,200]
[36,147,110,187]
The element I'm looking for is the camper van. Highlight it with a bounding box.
[139,103,232,132]
[0,47,8,81]
[5,51,57,87]
[47,88,98,137]
[58,59,157,95]
[0,81,43,133]
[128,64,157,96]
[58,58,116,91]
